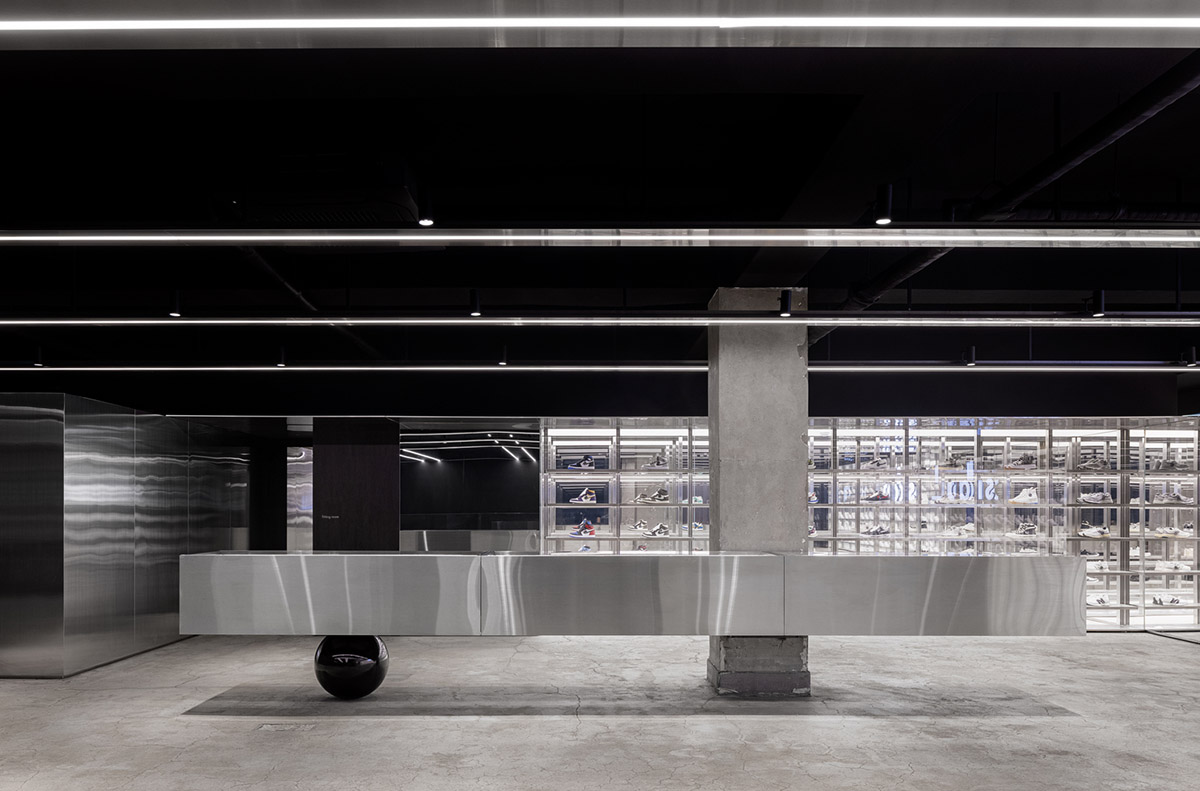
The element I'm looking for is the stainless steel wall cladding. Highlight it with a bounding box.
[783,556,1087,636]
[0,395,65,677]
[179,553,481,636]
[63,396,138,675]
[186,430,251,555]
[133,413,190,653]
[479,554,785,636]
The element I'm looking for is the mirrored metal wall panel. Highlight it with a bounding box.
[0,395,65,677]
[187,424,251,555]
[480,554,785,635]
[286,447,313,552]
[783,556,1087,636]
[132,413,190,653]
[63,396,137,675]
[180,553,481,635]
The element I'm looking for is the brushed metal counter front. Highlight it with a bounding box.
[180,552,1086,637]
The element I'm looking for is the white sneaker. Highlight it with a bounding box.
[1016,546,1038,555]
[1086,560,1108,571]
[1130,545,1142,558]
[932,494,971,505]
[1156,560,1192,571]
[569,488,598,504]
[861,458,889,469]
[1077,458,1107,471]
[1077,522,1111,538]
[1078,491,1114,505]
[1086,594,1110,606]
[1154,491,1195,505]
[1004,454,1038,470]
[1005,522,1038,539]
[859,525,892,536]
[941,524,976,537]
[641,454,669,470]
[1086,575,1100,583]
[1155,526,1186,538]
[1152,594,1184,605]
[1129,496,1144,505]
[1009,487,1039,505]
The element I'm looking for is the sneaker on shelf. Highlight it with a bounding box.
[859,525,892,536]
[1129,545,1142,558]
[1005,522,1039,539]
[937,453,969,470]
[1161,459,1191,471]
[1078,491,1115,505]
[1077,458,1108,471]
[636,544,649,551]
[941,523,976,537]
[1086,560,1109,571]
[1086,594,1110,606]
[1154,491,1196,505]
[632,487,671,505]
[1077,522,1111,538]
[1155,526,1186,538]
[1080,549,1104,558]
[578,545,592,552]
[861,458,889,470]
[692,495,705,504]
[1086,575,1100,583]
[691,522,707,532]
[627,519,649,532]
[1016,546,1039,555]
[1004,454,1038,470]
[569,520,596,537]
[1152,594,1184,605]
[642,454,670,470]
[1183,522,1196,537]
[1009,487,1039,505]
[641,523,671,537]
[957,548,978,556]
[862,490,892,502]
[932,493,971,505]
[1156,560,1192,571]
[567,455,596,470]
[569,488,598,504]
[1129,496,1144,505]
[808,492,819,504]
[807,458,816,469]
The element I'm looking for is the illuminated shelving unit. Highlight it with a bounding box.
[808,417,1199,632]
[540,418,709,556]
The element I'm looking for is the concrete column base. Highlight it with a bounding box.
[707,636,811,696]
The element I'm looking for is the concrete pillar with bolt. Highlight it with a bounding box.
[706,286,810,696]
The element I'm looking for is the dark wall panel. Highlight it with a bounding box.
[313,418,400,550]
[0,394,65,677]
[400,458,538,531]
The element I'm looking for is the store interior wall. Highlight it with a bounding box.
[1,392,252,678]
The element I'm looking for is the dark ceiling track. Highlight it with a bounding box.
[237,246,387,360]
[808,48,1200,347]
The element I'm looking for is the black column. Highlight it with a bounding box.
[248,439,288,551]
[313,418,400,551]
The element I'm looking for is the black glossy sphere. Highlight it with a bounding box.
[314,636,390,699]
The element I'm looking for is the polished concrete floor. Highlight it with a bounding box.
[1,633,1197,790]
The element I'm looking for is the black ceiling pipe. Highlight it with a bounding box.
[809,49,1200,346]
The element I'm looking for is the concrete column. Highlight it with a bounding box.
[706,287,810,696]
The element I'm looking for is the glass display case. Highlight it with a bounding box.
[808,417,1199,632]
[540,418,709,555]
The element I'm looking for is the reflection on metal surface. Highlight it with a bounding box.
[783,556,1086,636]
[286,446,313,552]
[0,395,65,677]
[399,529,539,554]
[64,396,137,675]
[133,413,190,652]
[182,552,1084,637]
[480,553,784,636]
[180,553,482,636]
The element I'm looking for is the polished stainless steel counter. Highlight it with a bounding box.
[181,552,1086,637]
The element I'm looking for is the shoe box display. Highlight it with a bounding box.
[807,417,1200,631]
[542,418,709,555]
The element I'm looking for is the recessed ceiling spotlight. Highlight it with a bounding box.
[1092,289,1106,318]
[965,346,977,367]
[873,184,893,226]
[1189,347,1198,368]
[33,346,43,367]
[168,290,182,318]
[779,289,792,318]
[498,344,507,366]
[469,289,481,317]
[276,346,286,368]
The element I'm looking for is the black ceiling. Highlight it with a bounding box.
[1,46,1199,415]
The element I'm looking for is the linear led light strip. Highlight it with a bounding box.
[3,316,1199,328]
[0,364,1193,373]
[5,229,1200,246]
[2,17,1200,32]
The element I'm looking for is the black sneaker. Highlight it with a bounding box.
[642,523,671,537]
[632,487,670,504]
[568,455,596,470]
